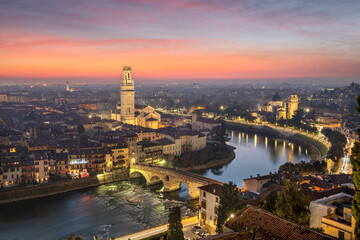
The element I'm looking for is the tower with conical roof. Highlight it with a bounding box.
[120,66,135,124]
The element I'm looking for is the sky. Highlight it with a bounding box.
[0,0,359,84]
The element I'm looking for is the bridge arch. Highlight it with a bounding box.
[149,175,163,185]
[180,180,200,199]
[129,171,151,183]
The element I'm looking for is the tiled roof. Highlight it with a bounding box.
[300,175,334,189]
[328,174,353,185]
[227,205,336,240]
[139,141,162,148]
[198,183,223,197]
[244,183,283,207]
[154,138,175,146]
[201,232,253,240]
[302,186,353,201]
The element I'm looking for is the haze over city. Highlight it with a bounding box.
[1,0,360,84]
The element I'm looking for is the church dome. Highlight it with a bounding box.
[272,92,282,101]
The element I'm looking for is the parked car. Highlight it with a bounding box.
[203,232,211,237]
[197,230,210,238]
[192,226,202,234]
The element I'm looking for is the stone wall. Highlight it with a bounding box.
[0,169,128,204]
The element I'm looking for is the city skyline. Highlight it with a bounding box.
[1,0,360,84]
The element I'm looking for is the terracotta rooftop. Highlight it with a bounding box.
[328,174,353,185]
[198,183,223,197]
[302,186,353,201]
[244,183,283,207]
[154,138,175,146]
[300,175,334,190]
[227,205,336,240]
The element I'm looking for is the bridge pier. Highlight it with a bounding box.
[163,184,181,192]
[185,181,200,199]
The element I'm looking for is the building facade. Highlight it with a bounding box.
[198,183,222,234]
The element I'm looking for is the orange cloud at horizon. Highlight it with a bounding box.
[1,34,359,81]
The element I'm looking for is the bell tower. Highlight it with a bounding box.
[287,94,299,119]
[120,66,135,124]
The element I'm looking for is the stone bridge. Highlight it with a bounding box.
[129,164,224,198]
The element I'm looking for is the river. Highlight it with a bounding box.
[0,130,310,240]
[198,130,311,188]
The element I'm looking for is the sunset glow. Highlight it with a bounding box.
[1,0,359,83]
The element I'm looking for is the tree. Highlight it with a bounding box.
[261,191,278,213]
[351,95,360,238]
[275,179,310,225]
[167,206,184,240]
[212,118,227,144]
[77,124,85,134]
[322,128,347,172]
[216,181,242,233]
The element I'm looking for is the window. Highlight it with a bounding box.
[203,192,206,198]
[216,197,219,203]
[338,231,345,240]
[36,168,39,172]
[214,218,217,227]
[201,212,207,220]
[35,162,39,165]
[201,200,206,209]
[214,206,218,215]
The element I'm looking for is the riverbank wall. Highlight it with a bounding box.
[179,145,236,171]
[0,169,128,204]
[226,121,330,162]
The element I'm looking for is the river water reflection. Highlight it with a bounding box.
[198,130,311,188]
[0,180,196,240]
[0,130,310,239]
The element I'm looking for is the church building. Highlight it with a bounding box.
[261,92,299,120]
[112,66,161,129]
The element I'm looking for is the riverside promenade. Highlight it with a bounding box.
[0,169,128,204]
[226,120,330,161]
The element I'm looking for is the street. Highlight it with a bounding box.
[116,217,200,240]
